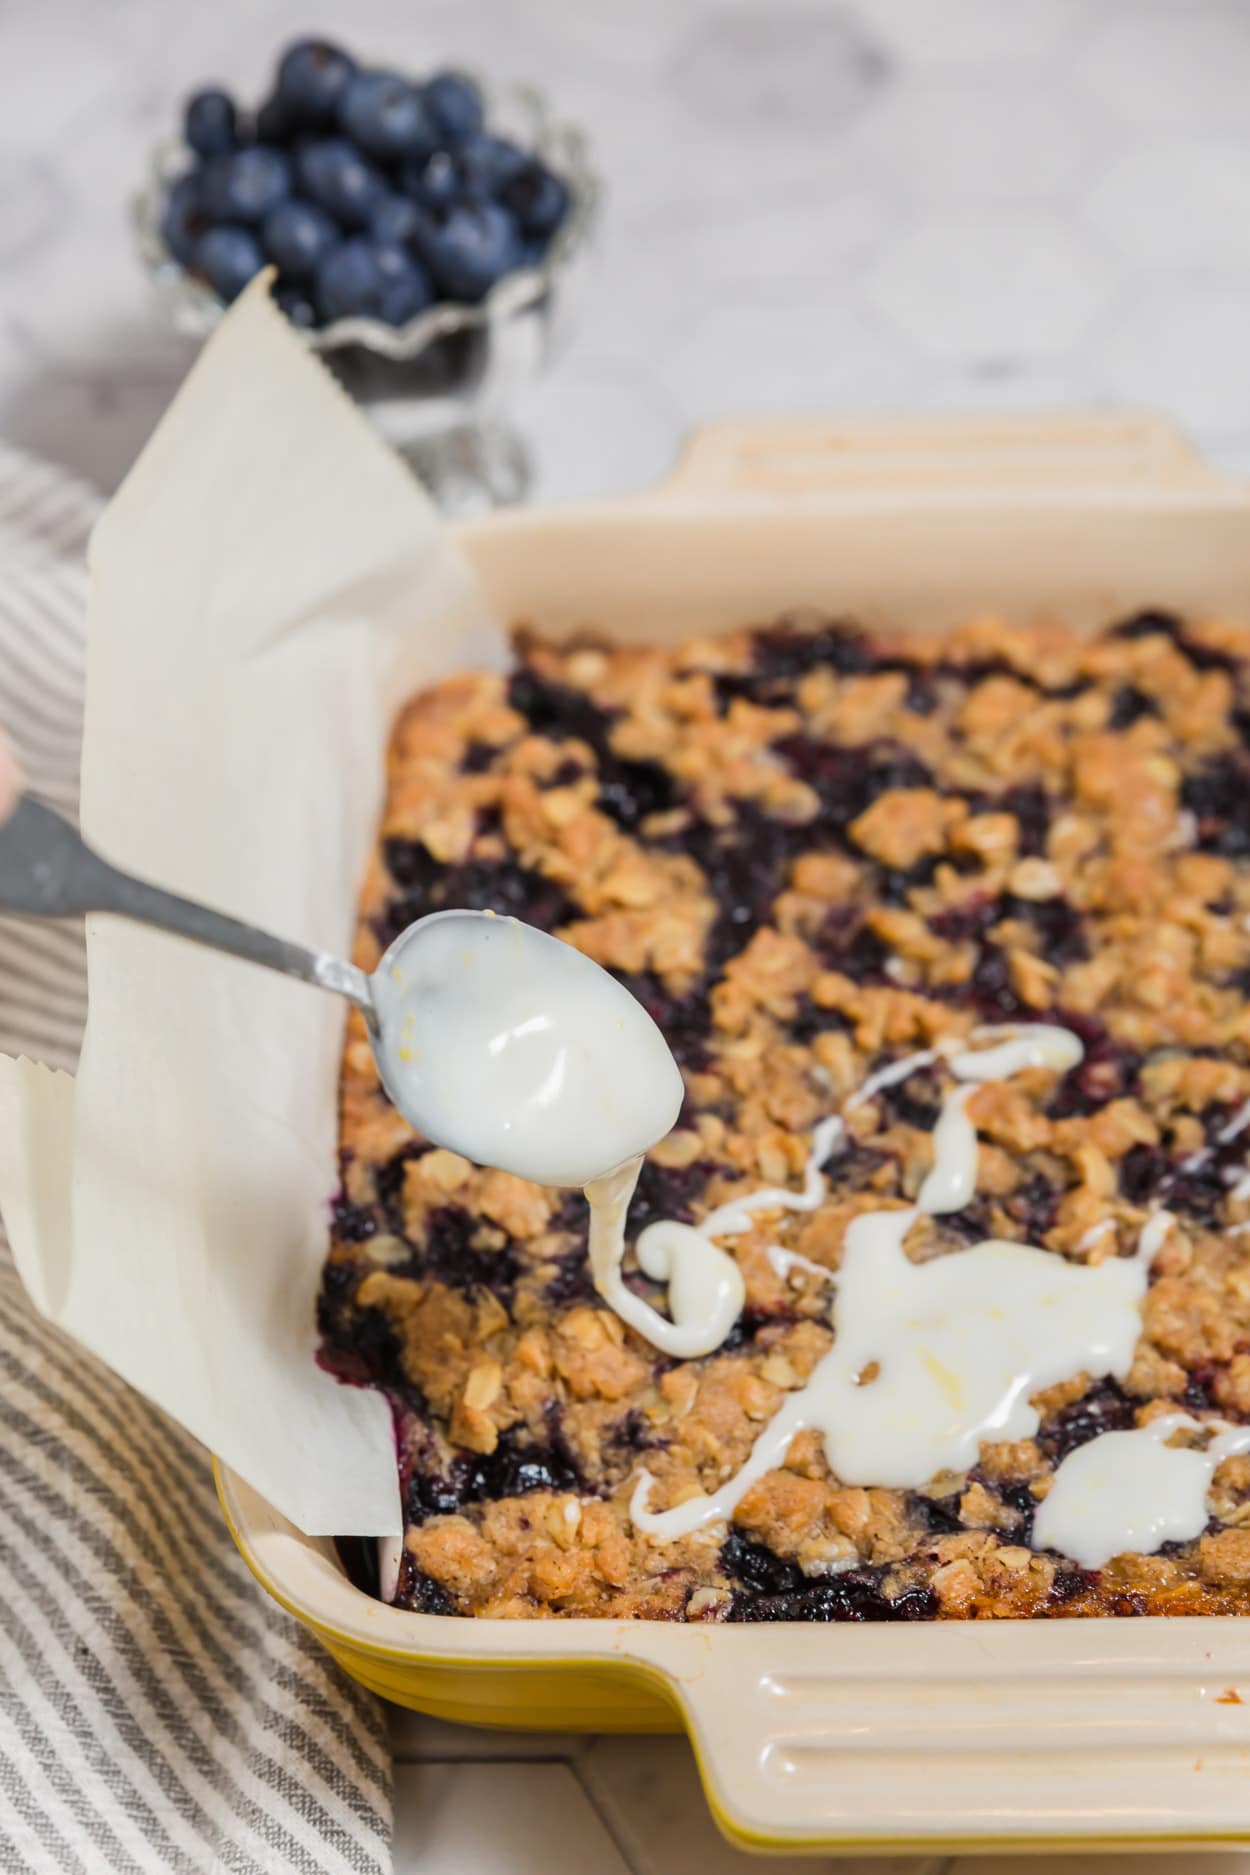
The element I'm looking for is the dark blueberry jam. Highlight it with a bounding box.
[1182,754,1250,859]
[1108,685,1159,729]
[379,841,577,941]
[1112,608,1239,674]
[507,667,680,831]
[776,736,934,833]
[721,1532,939,1621]
[392,1202,521,1297]
[628,1157,716,1235]
[395,1548,456,1614]
[1041,1378,1136,1463]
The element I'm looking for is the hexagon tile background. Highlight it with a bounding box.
[9,0,1250,503]
[10,1,1250,1871]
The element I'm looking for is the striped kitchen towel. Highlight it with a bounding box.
[0,442,392,1875]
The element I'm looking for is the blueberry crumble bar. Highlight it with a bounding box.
[319,609,1250,1620]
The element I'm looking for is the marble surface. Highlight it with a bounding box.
[11,0,1250,500]
[11,0,1250,1868]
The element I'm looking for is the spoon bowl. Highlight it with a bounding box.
[0,797,682,1186]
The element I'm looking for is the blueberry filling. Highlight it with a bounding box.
[1182,754,1250,858]
[608,1408,660,1457]
[388,1201,521,1297]
[966,941,1028,1021]
[678,804,808,976]
[776,735,934,832]
[712,623,879,704]
[912,1491,964,1535]
[627,1157,715,1235]
[1002,1170,1060,1241]
[1108,685,1159,730]
[999,892,1088,966]
[1041,1378,1137,1464]
[717,1310,789,1353]
[1118,1116,1243,1227]
[402,1423,584,1525]
[1048,1567,1095,1603]
[395,1548,456,1615]
[875,1078,943,1132]
[991,1479,1039,1544]
[1112,608,1240,674]
[995,782,1051,857]
[816,906,891,983]
[930,889,1085,1018]
[506,668,680,831]
[722,1528,939,1623]
[543,1243,596,1306]
[788,994,852,1043]
[930,895,996,945]
[1048,1018,1139,1118]
[316,1261,425,1410]
[331,1195,379,1243]
[876,855,941,905]
[453,1429,582,1507]
[459,739,498,774]
[327,610,1250,1621]
[379,840,577,941]
[1181,1367,1220,1413]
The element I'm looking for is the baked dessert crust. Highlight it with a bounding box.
[320,610,1250,1619]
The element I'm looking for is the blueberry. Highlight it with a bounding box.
[272,281,318,329]
[502,161,570,238]
[160,172,206,266]
[315,237,385,322]
[368,193,422,248]
[418,200,522,301]
[458,131,529,197]
[372,241,432,325]
[400,148,459,212]
[262,198,339,280]
[296,138,388,228]
[253,92,294,145]
[199,146,290,223]
[184,87,237,160]
[338,69,437,161]
[422,70,484,142]
[276,38,356,126]
[197,155,233,221]
[194,225,265,303]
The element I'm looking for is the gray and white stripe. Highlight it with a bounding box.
[0,443,392,1875]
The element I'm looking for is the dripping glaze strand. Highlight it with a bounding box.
[627,1023,1181,1541]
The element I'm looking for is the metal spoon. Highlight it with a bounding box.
[0,794,376,1022]
[0,796,683,1189]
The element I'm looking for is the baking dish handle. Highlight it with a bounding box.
[672,1622,1250,1853]
[646,412,1234,504]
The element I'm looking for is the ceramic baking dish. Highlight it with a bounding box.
[219,411,1250,1856]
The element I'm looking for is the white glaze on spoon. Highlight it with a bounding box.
[371,910,747,1354]
[630,1024,1172,1540]
[371,910,683,1188]
[1033,1414,1250,1570]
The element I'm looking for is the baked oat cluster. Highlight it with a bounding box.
[320,608,1250,1620]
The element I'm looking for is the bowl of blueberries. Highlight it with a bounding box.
[134,37,597,506]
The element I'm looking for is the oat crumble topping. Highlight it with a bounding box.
[319,610,1250,1620]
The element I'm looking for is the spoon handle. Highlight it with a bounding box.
[0,796,374,1021]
